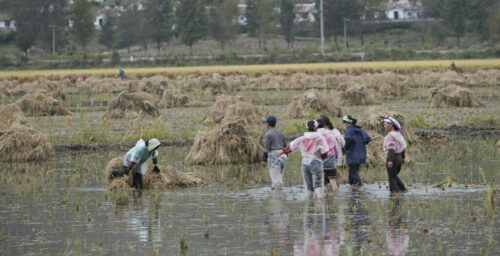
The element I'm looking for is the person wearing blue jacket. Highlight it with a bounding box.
[342,115,372,186]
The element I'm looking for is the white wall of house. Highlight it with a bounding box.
[0,20,15,30]
[94,13,105,29]
[385,6,419,20]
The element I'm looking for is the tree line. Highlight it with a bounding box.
[2,0,499,57]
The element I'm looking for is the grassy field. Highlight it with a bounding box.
[1,59,499,79]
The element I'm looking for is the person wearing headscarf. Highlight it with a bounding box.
[316,116,344,194]
[108,138,161,189]
[276,120,329,199]
[342,115,371,186]
[383,117,407,193]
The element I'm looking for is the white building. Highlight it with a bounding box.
[0,14,15,31]
[385,4,421,20]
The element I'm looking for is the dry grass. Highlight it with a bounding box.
[105,156,202,191]
[0,123,52,162]
[15,91,72,116]
[429,84,484,108]
[359,107,417,144]
[204,95,261,124]
[285,90,342,119]
[105,91,159,118]
[0,103,25,129]
[185,120,263,165]
[0,59,498,79]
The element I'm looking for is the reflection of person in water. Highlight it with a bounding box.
[268,190,290,252]
[293,200,346,256]
[346,190,370,254]
[386,198,409,256]
[124,196,162,243]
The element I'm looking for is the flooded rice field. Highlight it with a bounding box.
[1,69,500,255]
[1,140,499,255]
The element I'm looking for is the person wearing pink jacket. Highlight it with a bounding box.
[317,116,345,195]
[383,116,408,193]
[276,120,329,199]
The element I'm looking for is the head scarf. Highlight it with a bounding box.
[383,116,403,135]
[305,120,318,130]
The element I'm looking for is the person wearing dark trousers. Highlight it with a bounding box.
[342,115,371,186]
[383,117,408,193]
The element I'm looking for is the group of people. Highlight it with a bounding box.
[262,114,408,199]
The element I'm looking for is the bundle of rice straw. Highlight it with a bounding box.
[15,91,72,116]
[465,69,500,86]
[185,120,263,165]
[285,90,342,118]
[437,71,466,87]
[428,84,484,108]
[105,157,202,191]
[138,76,170,96]
[105,91,159,118]
[333,85,379,106]
[0,104,25,129]
[161,88,190,108]
[358,107,417,144]
[0,123,52,162]
[204,95,261,124]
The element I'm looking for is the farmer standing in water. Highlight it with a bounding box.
[383,116,408,193]
[276,120,329,199]
[108,138,161,189]
[342,115,371,186]
[317,116,344,194]
[262,115,288,190]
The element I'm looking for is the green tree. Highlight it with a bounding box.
[443,0,468,47]
[38,0,69,54]
[70,0,95,51]
[487,4,500,42]
[421,0,445,18]
[117,7,139,53]
[208,0,239,49]
[246,0,274,48]
[176,0,207,49]
[246,0,259,36]
[316,0,361,51]
[6,0,44,55]
[469,0,497,41]
[280,0,295,48]
[358,0,384,47]
[99,13,117,50]
[146,0,174,54]
[428,21,447,46]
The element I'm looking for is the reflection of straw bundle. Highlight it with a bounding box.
[0,123,52,162]
[185,121,263,165]
[429,84,484,108]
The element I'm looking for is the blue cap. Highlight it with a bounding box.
[262,115,277,126]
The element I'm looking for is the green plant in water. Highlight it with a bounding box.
[462,114,500,126]
[179,237,188,255]
[112,191,129,206]
[409,114,430,129]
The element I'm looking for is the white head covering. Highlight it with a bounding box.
[383,116,403,135]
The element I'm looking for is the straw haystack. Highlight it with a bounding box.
[105,157,202,191]
[0,123,52,162]
[15,91,72,116]
[333,85,379,106]
[285,90,342,119]
[359,107,417,144]
[161,89,190,108]
[0,104,25,128]
[496,140,500,148]
[429,85,484,108]
[185,120,263,165]
[0,92,10,105]
[105,91,159,118]
[204,95,261,124]
[466,69,500,86]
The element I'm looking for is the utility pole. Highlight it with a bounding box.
[49,25,57,55]
[320,0,324,55]
[343,18,349,50]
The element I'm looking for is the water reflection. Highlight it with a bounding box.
[386,197,409,256]
[293,199,346,256]
[268,190,291,252]
[124,195,162,243]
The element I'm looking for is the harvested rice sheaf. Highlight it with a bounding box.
[15,91,72,116]
[161,88,190,108]
[359,107,417,144]
[428,84,484,108]
[285,90,342,119]
[185,121,263,165]
[0,104,25,129]
[105,157,202,191]
[333,85,379,106]
[0,123,52,162]
[105,91,159,118]
[204,95,261,124]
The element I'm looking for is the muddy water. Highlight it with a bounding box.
[1,142,499,255]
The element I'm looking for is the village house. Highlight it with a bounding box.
[0,14,15,32]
